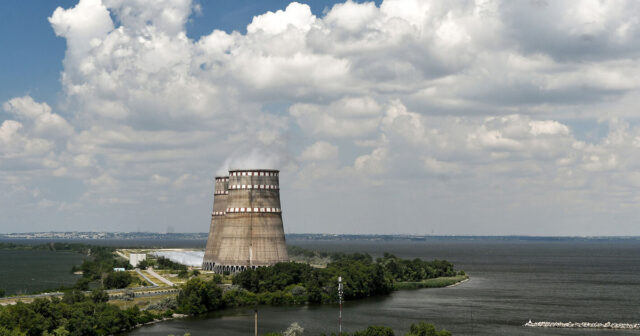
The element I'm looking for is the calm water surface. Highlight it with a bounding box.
[126,239,640,335]
[0,250,84,295]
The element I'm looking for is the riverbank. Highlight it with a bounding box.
[1,245,466,335]
[394,275,469,290]
[524,321,640,330]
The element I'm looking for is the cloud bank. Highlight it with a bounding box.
[2,0,640,235]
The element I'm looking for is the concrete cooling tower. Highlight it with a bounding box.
[202,169,288,273]
[202,176,228,271]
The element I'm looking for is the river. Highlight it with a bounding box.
[123,238,640,335]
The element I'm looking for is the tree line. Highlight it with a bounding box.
[0,289,170,336]
[176,251,463,314]
[0,246,464,335]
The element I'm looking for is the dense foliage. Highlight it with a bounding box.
[232,255,394,304]
[69,246,131,290]
[176,278,222,314]
[73,246,130,278]
[352,326,396,336]
[103,271,134,289]
[230,251,460,306]
[155,257,188,271]
[378,253,457,282]
[0,291,167,336]
[405,322,452,336]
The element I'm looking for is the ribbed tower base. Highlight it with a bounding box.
[202,169,288,273]
[202,176,228,271]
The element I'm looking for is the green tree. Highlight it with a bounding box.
[353,326,395,336]
[155,257,187,271]
[0,289,5,298]
[137,259,149,270]
[176,278,222,315]
[73,277,91,291]
[91,289,109,303]
[61,290,86,304]
[0,326,26,336]
[211,274,223,284]
[103,271,133,289]
[42,326,69,336]
[405,322,451,336]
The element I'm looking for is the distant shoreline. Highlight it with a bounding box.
[3,233,640,243]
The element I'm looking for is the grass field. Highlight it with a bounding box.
[394,275,469,290]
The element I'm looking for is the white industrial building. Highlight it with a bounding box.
[129,253,147,267]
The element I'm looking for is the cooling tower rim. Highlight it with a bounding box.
[228,168,279,173]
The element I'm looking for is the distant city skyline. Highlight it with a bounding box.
[2,0,640,235]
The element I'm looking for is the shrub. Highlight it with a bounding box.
[62,290,86,304]
[103,271,133,289]
[211,274,223,284]
[283,322,304,336]
[155,257,187,271]
[73,277,91,291]
[405,322,451,336]
[137,260,149,270]
[353,326,395,336]
[144,297,177,311]
[222,289,256,307]
[176,278,222,315]
[90,289,109,303]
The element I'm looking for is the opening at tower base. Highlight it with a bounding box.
[202,169,288,273]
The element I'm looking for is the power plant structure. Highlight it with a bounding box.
[202,169,289,273]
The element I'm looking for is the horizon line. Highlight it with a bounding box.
[2,232,640,238]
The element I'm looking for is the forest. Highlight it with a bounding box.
[177,251,463,313]
[0,290,168,336]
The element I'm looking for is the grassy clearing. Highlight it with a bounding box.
[394,275,469,290]
[109,293,177,309]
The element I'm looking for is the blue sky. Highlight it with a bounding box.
[1,0,640,235]
[0,1,74,105]
[0,0,375,107]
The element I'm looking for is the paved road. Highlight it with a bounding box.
[146,267,175,287]
[115,251,129,260]
[135,268,159,287]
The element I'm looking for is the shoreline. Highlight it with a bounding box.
[525,321,640,330]
[446,277,469,288]
[394,275,469,290]
[125,275,470,333]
